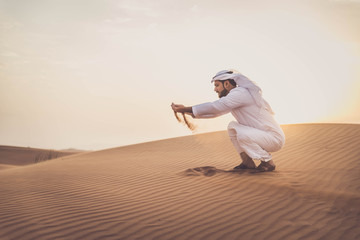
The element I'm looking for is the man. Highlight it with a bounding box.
[171,70,285,172]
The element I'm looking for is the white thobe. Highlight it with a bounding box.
[192,87,285,162]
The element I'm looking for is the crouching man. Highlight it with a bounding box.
[171,70,285,172]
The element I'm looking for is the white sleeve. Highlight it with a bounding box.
[192,87,252,119]
[192,102,222,118]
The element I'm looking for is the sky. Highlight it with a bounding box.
[0,0,359,150]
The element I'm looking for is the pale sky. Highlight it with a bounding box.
[1,0,359,150]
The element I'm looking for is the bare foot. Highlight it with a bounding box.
[241,152,256,168]
[233,152,256,169]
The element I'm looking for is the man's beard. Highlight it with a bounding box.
[218,89,229,98]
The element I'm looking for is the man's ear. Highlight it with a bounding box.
[224,80,229,89]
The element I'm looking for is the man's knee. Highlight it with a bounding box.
[236,133,252,142]
[227,121,238,137]
[228,122,253,142]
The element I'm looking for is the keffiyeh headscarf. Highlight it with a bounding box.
[211,70,274,114]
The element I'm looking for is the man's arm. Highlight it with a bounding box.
[172,102,225,119]
[172,88,251,119]
[193,88,252,118]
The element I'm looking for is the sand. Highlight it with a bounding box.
[0,145,84,168]
[0,123,359,240]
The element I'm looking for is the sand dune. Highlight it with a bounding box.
[0,123,359,240]
[0,145,86,167]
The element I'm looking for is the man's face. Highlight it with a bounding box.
[214,80,228,98]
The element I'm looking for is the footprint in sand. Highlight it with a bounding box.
[183,166,221,176]
[183,166,248,177]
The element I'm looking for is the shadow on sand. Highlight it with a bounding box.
[182,166,270,177]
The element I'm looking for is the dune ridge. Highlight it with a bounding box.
[0,123,359,240]
[0,145,86,168]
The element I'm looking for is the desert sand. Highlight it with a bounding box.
[0,123,359,240]
[0,146,84,170]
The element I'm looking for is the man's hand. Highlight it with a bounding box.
[171,103,194,117]
[171,103,185,112]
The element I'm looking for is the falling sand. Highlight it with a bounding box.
[174,111,197,132]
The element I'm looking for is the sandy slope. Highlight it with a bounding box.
[0,124,359,240]
[0,145,85,167]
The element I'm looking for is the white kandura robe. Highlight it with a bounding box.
[192,87,285,162]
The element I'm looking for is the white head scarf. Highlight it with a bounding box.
[211,70,274,114]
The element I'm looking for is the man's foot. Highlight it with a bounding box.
[239,152,256,169]
[233,163,256,170]
[254,161,276,172]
